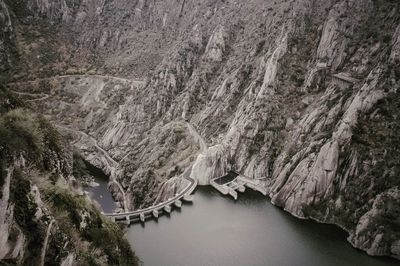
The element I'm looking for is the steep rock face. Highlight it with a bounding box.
[0,0,14,73]
[391,24,400,62]
[24,0,81,22]
[316,0,373,71]
[348,188,400,257]
[4,0,400,259]
[0,155,138,265]
[271,141,339,217]
[191,144,229,185]
[0,88,138,265]
[204,25,229,63]
[0,166,20,261]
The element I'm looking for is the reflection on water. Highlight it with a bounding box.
[126,187,398,266]
[84,176,117,213]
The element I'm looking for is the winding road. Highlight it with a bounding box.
[111,180,129,212]
[55,122,205,216]
[55,125,128,212]
[8,73,205,218]
[105,122,205,219]
[104,173,197,219]
[186,122,208,152]
[8,74,145,103]
[55,122,202,220]
[10,90,51,102]
[55,125,119,168]
[7,74,146,86]
[8,73,146,213]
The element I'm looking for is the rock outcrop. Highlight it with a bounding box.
[2,0,400,260]
[0,0,14,73]
[190,144,229,185]
[0,87,138,264]
[349,188,400,258]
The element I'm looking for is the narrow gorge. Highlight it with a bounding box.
[0,0,399,265]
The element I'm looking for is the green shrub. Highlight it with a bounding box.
[9,168,45,263]
[4,0,31,18]
[0,161,4,198]
[0,86,23,114]
[0,108,65,169]
[44,187,139,265]
[84,223,137,266]
[44,187,88,228]
[37,116,63,153]
[72,150,89,180]
[0,258,19,265]
[10,168,38,231]
[0,109,44,159]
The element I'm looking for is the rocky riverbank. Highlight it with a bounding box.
[1,0,399,259]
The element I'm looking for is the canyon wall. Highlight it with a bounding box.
[3,0,400,259]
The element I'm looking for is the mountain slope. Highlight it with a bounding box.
[2,0,399,259]
[0,86,139,265]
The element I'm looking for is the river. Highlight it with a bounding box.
[88,180,398,266]
[84,177,117,213]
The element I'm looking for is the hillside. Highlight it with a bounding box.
[0,0,399,260]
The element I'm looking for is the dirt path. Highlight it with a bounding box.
[40,219,55,266]
[111,180,129,212]
[10,90,51,102]
[7,74,145,87]
[55,125,119,168]
[54,125,129,211]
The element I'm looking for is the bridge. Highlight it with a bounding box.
[210,171,267,200]
[104,175,197,224]
[105,170,267,224]
[103,122,205,224]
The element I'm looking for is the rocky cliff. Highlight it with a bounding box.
[2,0,400,260]
[0,86,139,265]
[0,0,14,74]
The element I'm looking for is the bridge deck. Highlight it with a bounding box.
[104,170,266,224]
[104,175,197,223]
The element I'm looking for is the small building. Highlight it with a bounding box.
[332,72,360,89]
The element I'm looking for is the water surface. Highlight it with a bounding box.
[126,187,398,266]
[84,176,117,213]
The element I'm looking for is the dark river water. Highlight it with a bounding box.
[88,180,398,266]
[84,177,117,213]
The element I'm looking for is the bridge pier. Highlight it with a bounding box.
[153,210,159,219]
[174,199,182,208]
[211,180,229,195]
[164,205,171,213]
[228,189,238,200]
[104,175,197,224]
[139,213,145,223]
[183,194,193,202]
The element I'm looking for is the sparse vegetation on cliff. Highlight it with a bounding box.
[0,86,139,265]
